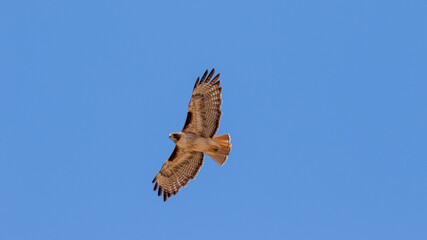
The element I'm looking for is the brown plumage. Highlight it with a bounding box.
[152,69,231,202]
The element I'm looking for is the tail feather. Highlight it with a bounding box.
[207,134,231,166]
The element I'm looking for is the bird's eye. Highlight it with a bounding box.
[173,134,181,140]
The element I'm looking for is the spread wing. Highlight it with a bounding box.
[152,146,204,201]
[182,68,222,138]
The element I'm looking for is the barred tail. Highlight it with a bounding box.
[207,134,231,166]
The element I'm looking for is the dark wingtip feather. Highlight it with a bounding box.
[153,182,158,191]
[206,69,215,83]
[158,187,162,196]
[194,77,200,89]
[212,73,220,83]
[200,70,209,83]
[152,177,156,183]
[163,192,167,202]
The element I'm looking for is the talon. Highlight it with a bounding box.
[210,146,219,152]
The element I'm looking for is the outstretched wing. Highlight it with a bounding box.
[152,146,204,201]
[182,69,222,138]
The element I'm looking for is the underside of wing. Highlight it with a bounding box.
[152,146,204,201]
[182,69,223,138]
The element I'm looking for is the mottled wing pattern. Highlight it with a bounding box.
[182,69,222,138]
[152,146,204,201]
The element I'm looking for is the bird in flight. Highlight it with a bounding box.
[152,69,231,202]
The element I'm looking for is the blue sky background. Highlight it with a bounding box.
[1,0,426,239]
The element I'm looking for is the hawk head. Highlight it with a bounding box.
[169,132,182,143]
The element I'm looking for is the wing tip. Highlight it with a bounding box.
[212,73,220,84]
[153,180,173,202]
[206,68,215,83]
[200,69,209,83]
[194,77,200,89]
[194,68,220,87]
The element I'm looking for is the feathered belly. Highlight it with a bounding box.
[177,133,218,153]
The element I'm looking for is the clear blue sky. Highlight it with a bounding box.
[1,1,426,239]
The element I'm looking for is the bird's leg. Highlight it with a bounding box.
[209,145,219,152]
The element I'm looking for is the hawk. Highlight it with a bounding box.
[152,69,231,202]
